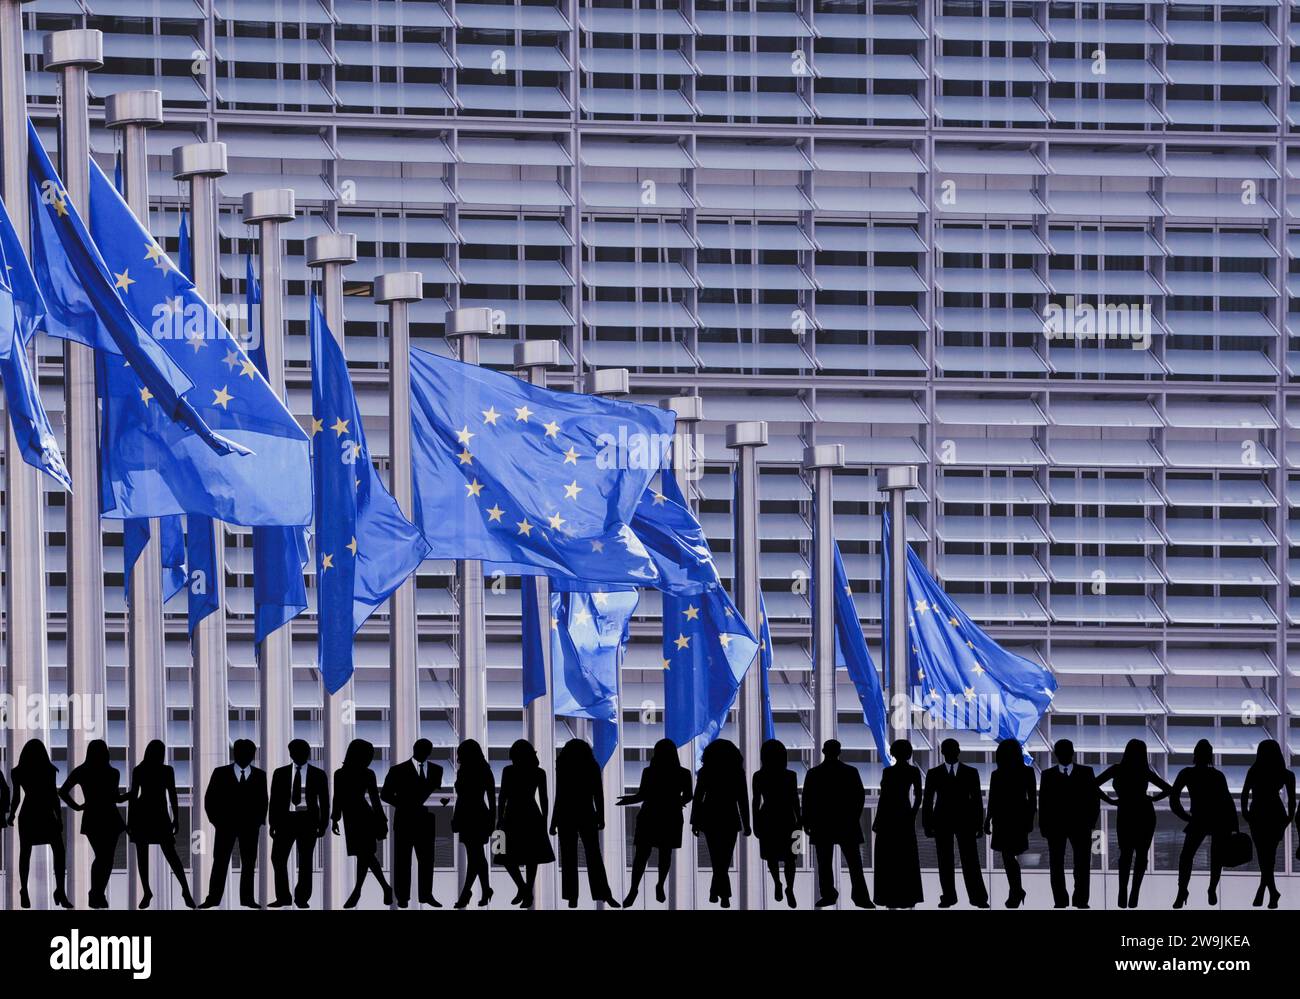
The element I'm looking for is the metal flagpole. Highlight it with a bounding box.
[804,443,845,908]
[443,307,491,889]
[587,367,630,909]
[878,465,918,747]
[725,420,767,910]
[242,188,297,905]
[513,340,562,911]
[106,89,166,909]
[173,141,230,906]
[307,231,358,910]
[45,28,106,907]
[1,0,51,911]
[662,395,701,910]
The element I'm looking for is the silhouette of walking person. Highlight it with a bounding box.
[269,738,329,908]
[1038,738,1099,909]
[59,739,128,909]
[1170,738,1237,908]
[450,739,495,908]
[125,739,194,909]
[923,738,989,909]
[331,738,392,908]
[617,737,692,907]
[551,738,619,908]
[381,738,444,908]
[752,738,801,908]
[872,739,923,910]
[803,738,873,908]
[1241,738,1295,909]
[7,739,71,908]
[1096,738,1171,908]
[199,738,268,909]
[691,738,750,908]
[985,738,1036,909]
[494,739,555,908]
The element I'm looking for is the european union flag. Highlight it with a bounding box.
[824,541,890,759]
[185,515,219,634]
[122,517,186,607]
[409,348,673,585]
[311,295,430,693]
[0,193,69,489]
[520,581,547,707]
[757,591,775,742]
[882,512,1056,746]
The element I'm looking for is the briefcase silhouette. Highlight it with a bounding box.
[1221,831,1253,868]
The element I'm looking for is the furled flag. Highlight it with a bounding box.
[882,512,1056,746]
[310,294,430,693]
[825,541,890,759]
[758,590,775,742]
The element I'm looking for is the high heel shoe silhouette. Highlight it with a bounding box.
[181,890,196,910]
[1253,886,1266,907]
[454,890,473,910]
[19,889,30,910]
[139,890,153,910]
[621,887,638,908]
[53,888,73,910]
[344,888,362,909]
[1268,889,1281,909]
[477,888,494,907]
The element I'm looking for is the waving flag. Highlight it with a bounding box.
[882,512,1055,746]
[758,591,775,742]
[826,542,890,759]
[122,518,187,607]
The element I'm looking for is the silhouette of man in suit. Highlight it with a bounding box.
[199,739,269,909]
[923,738,989,908]
[269,739,329,909]
[381,738,444,908]
[802,739,873,908]
[1038,738,1098,909]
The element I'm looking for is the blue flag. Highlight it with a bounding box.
[758,590,775,742]
[246,257,308,643]
[520,581,547,707]
[882,512,1056,747]
[311,295,430,693]
[122,518,186,607]
[185,516,219,634]
[176,211,190,279]
[409,348,674,586]
[824,540,890,759]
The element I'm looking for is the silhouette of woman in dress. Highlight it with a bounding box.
[617,737,692,907]
[330,738,392,908]
[1241,738,1294,908]
[872,738,923,909]
[451,738,495,908]
[125,739,193,908]
[985,738,1037,909]
[1096,738,1171,908]
[7,739,70,908]
[494,739,555,908]
[691,738,749,908]
[59,739,128,909]
[1170,738,1238,908]
[752,738,801,908]
[551,738,619,908]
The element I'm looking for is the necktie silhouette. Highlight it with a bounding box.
[292,766,302,806]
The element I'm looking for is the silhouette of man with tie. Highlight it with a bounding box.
[1038,738,1099,908]
[923,738,989,908]
[381,738,444,908]
[802,739,873,908]
[199,739,269,909]
[269,739,329,908]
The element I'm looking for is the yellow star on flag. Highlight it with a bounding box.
[548,512,565,530]
[563,447,579,465]
[592,592,610,608]
[563,480,582,500]
[139,386,153,405]
[590,539,604,552]
[330,417,349,437]
[465,479,484,498]
[223,349,240,371]
[718,633,732,649]
[486,504,504,522]
[516,518,533,537]
[683,604,700,621]
[673,633,691,651]
[346,537,358,556]
[456,426,474,445]
[457,448,473,465]
[542,420,560,438]
[514,405,532,422]
[309,417,323,437]
[114,269,135,292]
[212,385,233,409]
[652,490,666,505]
[321,553,334,572]
[482,406,501,426]
[144,242,171,271]
[53,196,68,217]
[186,333,206,353]
[239,358,258,379]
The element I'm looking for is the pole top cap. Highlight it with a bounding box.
[105,90,163,128]
[725,422,769,450]
[876,465,919,492]
[587,368,629,396]
[375,272,424,304]
[241,189,296,225]
[172,142,227,180]
[43,29,103,70]
[445,307,498,339]
[306,232,357,268]
[513,339,562,370]
[802,444,846,471]
[662,395,703,424]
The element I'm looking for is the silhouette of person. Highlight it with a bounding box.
[198,738,269,909]
[1170,738,1238,908]
[450,739,495,908]
[494,739,555,908]
[7,739,70,908]
[691,738,750,908]
[1241,738,1295,909]
[330,738,392,908]
[1038,738,1099,909]
[872,739,923,909]
[922,738,989,908]
[803,738,873,908]
[269,738,329,909]
[125,739,193,909]
[985,738,1036,909]
[381,738,444,908]
[752,738,802,908]
[59,739,128,909]
[1096,738,1171,908]
[617,737,692,907]
[551,738,619,908]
